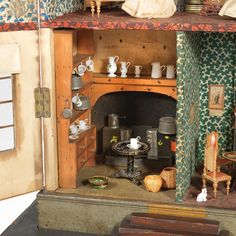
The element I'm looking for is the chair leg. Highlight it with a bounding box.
[213,182,218,198]
[226,179,231,196]
[202,177,206,188]
[91,0,95,16]
[96,0,101,17]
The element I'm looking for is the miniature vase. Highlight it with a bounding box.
[107,56,119,77]
[120,61,131,78]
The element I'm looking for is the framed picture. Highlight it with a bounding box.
[209,84,224,110]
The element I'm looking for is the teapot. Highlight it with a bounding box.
[120,61,131,78]
[107,56,119,77]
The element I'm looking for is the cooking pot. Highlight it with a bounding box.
[108,113,119,128]
[73,94,90,111]
[61,100,73,119]
[71,73,83,90]
[158,116,176,135]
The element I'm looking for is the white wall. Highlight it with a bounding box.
[0,191,38,234]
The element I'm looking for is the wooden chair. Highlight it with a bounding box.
[90,0,125,17]
[202,131,231,198]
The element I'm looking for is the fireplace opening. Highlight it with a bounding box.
[92,91,176,168]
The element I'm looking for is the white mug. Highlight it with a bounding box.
[69,124,78,135]
[151,62,166,79]
[134,65,142,77]
[166,65,176,79]
[78,62,87,76]
[85,56,94,72]
[130,136,141,148]
[78,118,88,130]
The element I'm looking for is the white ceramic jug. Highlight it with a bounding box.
[107,56,119,77]
[151,62,166,79]
[120,61,131,78]
[166,65,176,79]
[134,65,142,77]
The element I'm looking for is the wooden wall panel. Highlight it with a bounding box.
[93,30,176,76]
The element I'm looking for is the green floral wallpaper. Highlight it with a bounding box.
[176,32,235,203]
[198,33,236,161]
[176,31,201,203]
[0,0,83,24]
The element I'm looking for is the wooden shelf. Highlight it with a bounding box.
[69,125,95,144]
[93,74,177,87]
[45,10,236,32]
[70,109,88,123]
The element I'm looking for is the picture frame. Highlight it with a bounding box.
[208,84,225,110]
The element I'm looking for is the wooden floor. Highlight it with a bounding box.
[56,164,176,204]
[55,163,236,211]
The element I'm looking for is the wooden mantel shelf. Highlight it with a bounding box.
[91,74,177,106]
[46,10,236,32]
[93,74,177,86]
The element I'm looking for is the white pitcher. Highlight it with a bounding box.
[151,62,166,79]
[120,61,131,78]
[166,64,176,79]
[134,65,142,77]
[107,56,119,77]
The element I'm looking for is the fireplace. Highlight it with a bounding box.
[92,91,176,166]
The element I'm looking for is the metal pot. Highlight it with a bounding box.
[61,100,73,119]
[158,116,176,135]
[73,95,90,111]
[71,73,83,90]
[108,113,119,128]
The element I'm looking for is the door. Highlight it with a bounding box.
[0,31,43,200]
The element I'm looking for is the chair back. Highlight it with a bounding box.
[204,131,218,173]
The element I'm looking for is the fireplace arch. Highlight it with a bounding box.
[90,76,177,107]
[91,90,177,154]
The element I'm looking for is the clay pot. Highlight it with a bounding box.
[160,167,176,189]
[144,175,163,193]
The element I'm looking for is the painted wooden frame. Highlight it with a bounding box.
[208,84,225,110]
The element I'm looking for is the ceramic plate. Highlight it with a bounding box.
[127,143,141,150]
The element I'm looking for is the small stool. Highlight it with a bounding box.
[90,0,125,17]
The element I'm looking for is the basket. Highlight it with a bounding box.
[160,167,176,189]
[144,175,163,193]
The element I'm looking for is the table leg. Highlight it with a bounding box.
[127,156,134,174]
[110,156,142,185]
[230,167,236,192]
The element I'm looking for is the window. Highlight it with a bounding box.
[0,76,15,151]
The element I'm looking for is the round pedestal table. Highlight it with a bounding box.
[111,141,150,185]
[223,151,236,191]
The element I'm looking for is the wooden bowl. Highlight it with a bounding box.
[88,176,108,189]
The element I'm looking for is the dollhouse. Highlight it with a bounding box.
[0,0,235,235]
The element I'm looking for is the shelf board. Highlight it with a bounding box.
[93,74,177,86]
[69,125,95,144]
[45,10,236,32]
[70,109,88,123]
